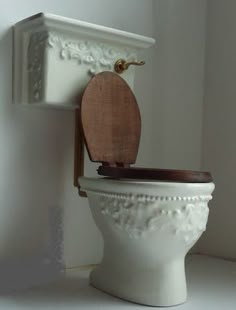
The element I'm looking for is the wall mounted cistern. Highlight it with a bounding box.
[13,13,154,109]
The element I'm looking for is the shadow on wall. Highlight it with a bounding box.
[0,29,73,291]
[0,206,65,292]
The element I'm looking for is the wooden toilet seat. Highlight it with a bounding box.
[97,166,212,183]
[80,71,212,183]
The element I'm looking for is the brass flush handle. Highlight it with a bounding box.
[114,59,145,74]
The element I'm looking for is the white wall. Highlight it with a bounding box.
[0,0,225,291]
[153,0,207,170]
[151,0,236,260]
[0,0,155,289]
[197,0,236,259]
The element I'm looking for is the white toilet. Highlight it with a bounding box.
[78,71,215,307]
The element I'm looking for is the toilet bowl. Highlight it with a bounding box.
[78,71,215,306]
[79,177,214,306]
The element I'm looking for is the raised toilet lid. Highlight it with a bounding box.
[81,71,141,165]
[81,71,212,183]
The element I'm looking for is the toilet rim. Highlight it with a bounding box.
[79,176,215,199]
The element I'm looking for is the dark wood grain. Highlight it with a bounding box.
[98,166,213,183]
[81,71,141,165]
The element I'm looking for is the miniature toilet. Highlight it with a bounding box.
[79,71,214,307]
[12,12,214,307]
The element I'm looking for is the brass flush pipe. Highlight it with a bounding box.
[74,108,87,197]
[114,59,145,74]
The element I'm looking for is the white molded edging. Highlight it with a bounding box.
[13,13,155,109]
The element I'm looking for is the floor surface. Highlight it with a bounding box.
[0,254,235,309]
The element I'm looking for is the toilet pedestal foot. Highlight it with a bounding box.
[90,258,187,307]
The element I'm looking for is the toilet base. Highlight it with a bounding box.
[79,177,215,306]
[90,258,187,307]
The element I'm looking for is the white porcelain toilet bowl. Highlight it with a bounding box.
[79,177,214,307]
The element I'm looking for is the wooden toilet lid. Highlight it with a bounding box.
[80,71,212,183]
[81,71,141,165]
